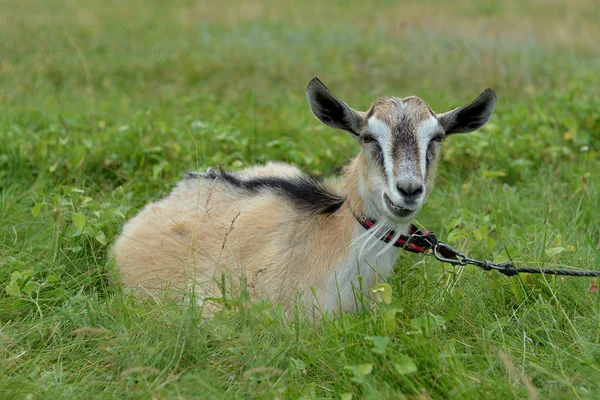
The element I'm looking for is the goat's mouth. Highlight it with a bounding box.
[383,193,417,220]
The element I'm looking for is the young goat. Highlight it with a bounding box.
[111,78,496,314]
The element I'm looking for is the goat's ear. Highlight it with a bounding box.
[437,88,497,135]
[306,77,364,136]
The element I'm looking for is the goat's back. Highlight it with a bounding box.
[110,163,354,309]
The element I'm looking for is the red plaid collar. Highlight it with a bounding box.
[353,216,436,254]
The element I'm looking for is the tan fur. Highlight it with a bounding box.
[238,162,303,178]
[111,159,369,313]
[425,157,438,196]
[368,96,434,127]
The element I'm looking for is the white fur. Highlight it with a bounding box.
[323,221,405,312]
[417,116,441,180]
[367,114,435,213]
[367,116,403,205]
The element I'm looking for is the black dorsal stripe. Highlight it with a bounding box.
[187,168,345,215]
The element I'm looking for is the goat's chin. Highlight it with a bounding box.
[384,212,417,228]
[374,205,417,230]
[378,200,420,227]
[361,192,416,230]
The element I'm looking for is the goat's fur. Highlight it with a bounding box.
[111,78,496,315]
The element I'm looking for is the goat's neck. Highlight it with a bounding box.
[317,152,407,312]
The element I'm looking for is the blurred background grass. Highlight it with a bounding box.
[2,0,599,111]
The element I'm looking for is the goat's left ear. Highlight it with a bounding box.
[437,88,497,135]
[306,77,364,136]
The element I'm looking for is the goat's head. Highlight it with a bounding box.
[306,77,496,225]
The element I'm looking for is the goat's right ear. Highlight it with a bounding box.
[306,77,364,136]
[437,88,497,135]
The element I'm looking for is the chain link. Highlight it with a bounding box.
[410,232,600,278]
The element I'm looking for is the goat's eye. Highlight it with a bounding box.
[363,135,376,144]
[431,134,444,143]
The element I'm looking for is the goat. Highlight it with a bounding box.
[110,78,496,314]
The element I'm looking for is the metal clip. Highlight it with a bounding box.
[402,234,414,249]
[432,243,468,266]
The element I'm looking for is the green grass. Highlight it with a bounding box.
[1,0,600,398]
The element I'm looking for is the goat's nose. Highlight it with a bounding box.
[396,182,424,200]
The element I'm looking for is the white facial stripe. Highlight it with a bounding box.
[367,117,397,199]
[367,116,391,138]
[417,116,440,180]
[418,115,440,137]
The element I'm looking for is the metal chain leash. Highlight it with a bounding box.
[347,203,600,278]
[412,231,600,278]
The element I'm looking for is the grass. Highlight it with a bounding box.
[1,0,599,398]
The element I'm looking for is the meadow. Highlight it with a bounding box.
[1,0,599,398]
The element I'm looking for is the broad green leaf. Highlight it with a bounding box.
[109,209,126,219]
[366,336,390,355]
[372,283,393,304]
[510,276,524,303]
[545,247,565,257]
[95,231,108,246]
[383,307,401,333]
[32,203,44,217]
[5,281,21,297]
[290,358,306,375]
[411,314,446,335]
[479,225,489,240]
[10,271,23,281]
[344,364,373,383]
[394,354,417,375]
[72,212,86,231]
[339,394,353,400]
[510,224,523,237]
[66,246,83,253]
[152,161,169,178]
[487,237,497,251]
[8,259,25,270]
[23,282,36,296]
